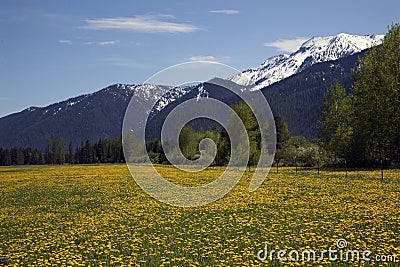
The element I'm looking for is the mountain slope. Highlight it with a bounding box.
[147,50,366,139]
[231,33,382,90]
[0,84,190,149]
[261,49,367,138]
[145,78,243,140]
[0,34,378,149]
[0,50,365,149]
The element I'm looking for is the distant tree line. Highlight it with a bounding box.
[0,90,357,168]
[0,137,124,166]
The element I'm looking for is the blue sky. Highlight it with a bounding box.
[0,0,399,117]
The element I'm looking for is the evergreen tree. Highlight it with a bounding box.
[83,140,92,164]
[24,147,33,165]
[45,137,51,164]
[56,138,66,164]
[215,128,230,166]
[3,149,11,166]
[68,141,74,164]
[275,116,291,150]
[51,138,57,164]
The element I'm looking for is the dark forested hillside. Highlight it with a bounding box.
[145,78,243,141]
[0,50,366,150]
[148,50,366,139]
[260,50,366,138]
[0,84,133,150]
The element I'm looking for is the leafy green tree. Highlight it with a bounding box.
[318,82,352,160]
[276,142,298,167]
[351,24,400,165]
[124,131,145,163]
[179,125,200,160]
[146,139,165,164]
[229,101,261,166]
[276,136,327,167]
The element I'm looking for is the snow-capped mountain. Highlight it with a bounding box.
[231,33,383,90]
[24,83,191,118]
[0,83,191,149]
[0,33,383,149]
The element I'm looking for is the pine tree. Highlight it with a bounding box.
[56,138,66,164]
[84,140,92,164]
[3,149,11,166]
[215,128,230,166]
[275,116,291,150]
[0,148,4,165]
[68,141,74,164]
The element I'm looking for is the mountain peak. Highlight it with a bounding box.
[231,33,384,90]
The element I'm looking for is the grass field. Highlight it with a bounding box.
[0,164,399,266]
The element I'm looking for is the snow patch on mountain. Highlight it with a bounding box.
[116,83,191,111]
[196,85,209,101]
[231,33,383,90]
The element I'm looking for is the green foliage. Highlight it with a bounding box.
[164,101,270,167]
[318,82,353,160]
[179,125,201,160]
[316,24,400,167]
[276,136,327,167]
[215,129,230,166]
[0,136,124,166]
[227,101,262,166]
[262,50,364,138]
[124,131,147,163]
[350,24,400,165]
[145,139,166,164]
[44,137,66,165]
[275,116,291,150]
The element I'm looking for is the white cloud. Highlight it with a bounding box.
[81,15,199,33]
[264,37,309,53]
[209,9,240,15]
[189,55,217,61]
[58,39,72,44]
[84,40,119,46]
